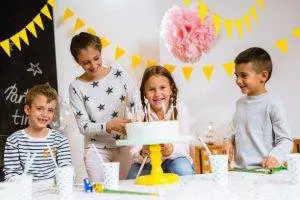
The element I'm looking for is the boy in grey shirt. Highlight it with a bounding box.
[223,47,292,169]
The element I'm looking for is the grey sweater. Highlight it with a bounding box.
[229,92,292,168]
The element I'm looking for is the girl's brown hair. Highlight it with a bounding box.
[140,65,178,120]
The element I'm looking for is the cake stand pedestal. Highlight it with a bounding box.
[135,144,178,185]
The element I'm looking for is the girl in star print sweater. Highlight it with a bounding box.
[69,32,141,182]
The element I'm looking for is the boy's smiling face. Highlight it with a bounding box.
[235,62,268,96]
[24,94,57,131]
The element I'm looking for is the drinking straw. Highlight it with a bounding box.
[135,156,148,179]
[198,137,212,157]
[91,143,104,165]
[47,145,58,168]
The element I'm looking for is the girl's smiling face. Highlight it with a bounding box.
[144,75,173,113]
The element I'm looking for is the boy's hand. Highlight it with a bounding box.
[106,118,131,135]
[140,145,150,158]
[262,156,280,169]
[223,139,234,163]
[161,143,173,157]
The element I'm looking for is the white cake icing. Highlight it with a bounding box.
[125,120,179,142]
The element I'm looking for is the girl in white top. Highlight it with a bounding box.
[127,66,194,179]
[69,32,141,182]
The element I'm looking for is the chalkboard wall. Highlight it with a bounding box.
[0,0,57,181]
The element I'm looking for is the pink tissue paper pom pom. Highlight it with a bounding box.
[160,5,217,64]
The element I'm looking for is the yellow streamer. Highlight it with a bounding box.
[235,19,243,39]
[275,39,288,53]
[63,8,74,22]
[73,18,85,32]
[292,27,300,39]
[19,28,29,45]
[183,0,192,7]
[131,54,142,69]
[212,14,221,35]
[243,14,251,32]
[198,0,208,23]
[0,39,11,57]
[224,20,233,39]
[87,27,97,36]
[147,59,158,67]
[41,5,52,20]
[26,21,38,38]
[115,46,125,61]
[100,37,110,48]
[33,14,44,30]
[223,62,235,77]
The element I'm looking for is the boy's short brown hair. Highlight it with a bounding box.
[70,32,102,62]
[26,83,58,106]
[234,47,273,81]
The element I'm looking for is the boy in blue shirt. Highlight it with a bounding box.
[223,47,292,169]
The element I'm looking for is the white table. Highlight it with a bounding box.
[13,172,300,200]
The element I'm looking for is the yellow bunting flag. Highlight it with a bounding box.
[115,46,125,61]
[198,0,208,22]
[131,54,142,69]
[19,28,29,45]
[163,64,176,73]
[41,5,52,20]
[73,18,85,32]
[183,0,192,7]
[224,20,233,39]
[87,27,97,36]
[235,19,244,39]
[292,27,300,39]
[243,14,251,32]
[63,8,74,22]
[182,66,193,81]
[223,62,235,77]
[249,6,258,22]
[202,65,214,81]
[147,59,158,67]
[275,39,288,53]
[100,37,110,48]
[212,14,221,35]
[47,0,56,8]
[26,21,38,38]
[257,0,265,10]
[33,14,44,30]
[10,33,21,51]
[0,39,11,57]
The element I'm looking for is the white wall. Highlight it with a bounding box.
[54,0,300,182]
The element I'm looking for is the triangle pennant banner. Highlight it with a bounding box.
[63,8,74,22]
[257,0,265,10]
[198,1,208,22]
[33,14,44,30]
[19,28,29,45]
[87,27,97,36]
[223,62,235,77]
[275,39,288,53]
[100,37,110,48]
[224,20,233,39]
[292,27,300,39]
[0,39,11,57]
[235,19,244,39]
[131,54,142,69]
[26,21,38,38]
[147,59,158,67]
[183,0,192,7]
[182,66,193,81]
[73,18,85,32]
[41,5,52,20]
[163,64,176,73]
[249,6,258,22]
[212,14,221,35]
[202,65,214,81]
[10,33,22,51]
[115,46,125,61]
[47,0,56,8]
[243,14,251,32]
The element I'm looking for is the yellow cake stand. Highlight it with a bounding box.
[135,144,179,185]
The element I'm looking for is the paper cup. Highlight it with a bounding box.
[55,166,74,199]
[103,162,119,190]
[209,154,228,185]
[287,153,300,184]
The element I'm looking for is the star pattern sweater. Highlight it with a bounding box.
[69,67,141,149]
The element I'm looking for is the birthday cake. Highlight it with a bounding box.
[116,120,191,146]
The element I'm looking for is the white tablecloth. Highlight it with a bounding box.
[4,171,300,200]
